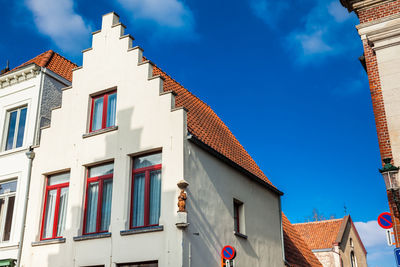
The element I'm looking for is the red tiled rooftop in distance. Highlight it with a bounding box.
[11,50,77,81]
[293,218,344,250]
[282,214,323,267]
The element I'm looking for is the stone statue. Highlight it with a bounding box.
[178,189,187,212]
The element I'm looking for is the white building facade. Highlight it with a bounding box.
[0,53,74,266]
[19,13,287,267]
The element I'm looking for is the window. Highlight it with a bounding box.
[0,180,17,241]
[41,173,69,240]
[350,251,357,267]
[233,200,244,234]
[83,163,113,234]
[3,106,27,150]
[118,261,157,267]
[89,91,117,132]
[131,153,162,228]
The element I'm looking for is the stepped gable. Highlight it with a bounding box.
[282,214,323,267]
[151,62,276,189]
[11,50,77,81]
[293,218,344,250]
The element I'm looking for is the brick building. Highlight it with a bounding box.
[340,0,400,246]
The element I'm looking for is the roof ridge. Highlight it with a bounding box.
[293,218,344,225]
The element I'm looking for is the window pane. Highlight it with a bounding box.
[16,107,27,148]
[134,153,162,169]
[5,111,17,150]
[0,199,4,238]
[43,189,57,239]
[86,182,99,233]
[3,196,15,241]
[48,173,70,186]
[149,170,161,225]
[89,163,114,178]
[92,97,104,131]
[234,203,239,232]
[132,173,145,227]
[56,187,69,237]
[106,93,117,128]
[100,179,113,231]
[0,181,17,194]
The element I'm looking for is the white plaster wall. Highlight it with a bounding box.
[314,251,335,267]
[182,142,284,267]
[21,13,186,267]
[0,73,42,260]
[375,43,400,167]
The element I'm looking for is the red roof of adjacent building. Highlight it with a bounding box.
[152,63,277,189]
[293,215,367,255]
[10,50,77,81]
[282,214,323,267]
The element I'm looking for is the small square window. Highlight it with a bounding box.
[83,162,114,234]
[41,173,69,240]
[3,106,27,151]
[89,91,117,132]
[117,261,158,267]
[233,200,244,234]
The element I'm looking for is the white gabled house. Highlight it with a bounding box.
[0,51,76,266]
[19,13,322,267]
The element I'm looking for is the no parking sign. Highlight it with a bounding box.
[378,212,393,229]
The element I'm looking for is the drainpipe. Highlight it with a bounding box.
[16,147,35,267]
[279,196,288,266]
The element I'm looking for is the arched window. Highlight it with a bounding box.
[351,251,357,267]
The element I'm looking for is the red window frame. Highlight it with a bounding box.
[40,178,69,240]
[89,90,117,132]
[130,161,162,229]
[234,201,241,233]
[82,167,113,235]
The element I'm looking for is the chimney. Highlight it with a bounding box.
[0,60,10,75]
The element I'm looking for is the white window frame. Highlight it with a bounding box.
[0,179,17,242]
[2,106,28,151]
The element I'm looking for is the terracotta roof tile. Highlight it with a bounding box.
[11,50,77,81]
[151,62,276,188]
[293,218,344,250]
[283,214,323,267]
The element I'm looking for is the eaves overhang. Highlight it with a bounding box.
[187,132,284,196]
[0,63,40,89]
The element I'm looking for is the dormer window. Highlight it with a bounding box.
[89,91,117,132]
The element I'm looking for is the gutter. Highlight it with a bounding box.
[16,147,35,267]
[187,133,283,196]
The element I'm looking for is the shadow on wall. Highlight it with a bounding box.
[183,144,258,267]
[43,107,146,267]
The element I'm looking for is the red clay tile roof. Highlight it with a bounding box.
[293,218,344,250]
[151,63,276,189]
[282,214,323,267]
[11,50,77,81]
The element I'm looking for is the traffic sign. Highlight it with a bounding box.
[394,247,400,266]
[378,212,393,229]
[221,246,236,260]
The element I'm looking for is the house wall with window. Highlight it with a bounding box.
[0,63,71,262]
[20,13,187,267]
[182,142,284,266]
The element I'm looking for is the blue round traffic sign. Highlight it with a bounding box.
[378,212,393,229]
[221,245,236,260]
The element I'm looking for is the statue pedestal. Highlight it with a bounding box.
[176,212,189,229]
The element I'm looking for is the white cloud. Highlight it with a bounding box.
[117,0,196,39]
[25,0,91,54]
[328,1,350,23]
[249,0,289,27]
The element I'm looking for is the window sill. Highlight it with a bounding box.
[0,146,28,157]
[32,238,66,247]
[120,225,163,236]
[82,126,118,138]
[234,231,248,239]
[73,232,111,241]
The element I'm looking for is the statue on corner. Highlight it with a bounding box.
[178,189,187,212]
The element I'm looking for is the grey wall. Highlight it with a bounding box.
[183,141,284,267]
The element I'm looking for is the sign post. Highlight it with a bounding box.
[221,246,236,267]
[387,229,395,246]
[378,212,393,229]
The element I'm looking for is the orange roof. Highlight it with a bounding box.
[293,218,344,250]
[151,63,278,191]
[282,214,323,267]
[11,50,77,81]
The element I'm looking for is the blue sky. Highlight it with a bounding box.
[0,0,395,265]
